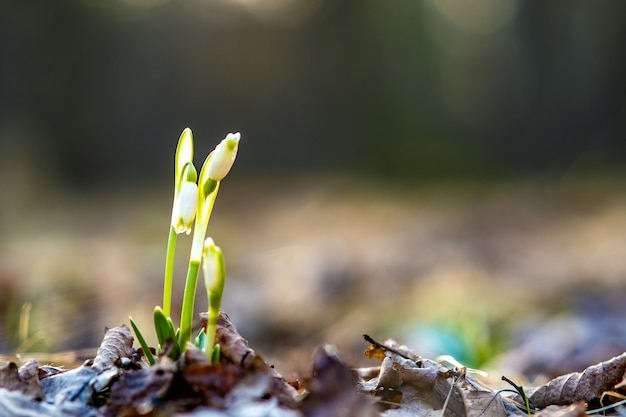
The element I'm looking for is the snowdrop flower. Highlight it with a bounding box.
[207,132,240,181]
[163,128,196,316]
[172,181,198,235]
[188,132,240,262]
[181,132,241,350]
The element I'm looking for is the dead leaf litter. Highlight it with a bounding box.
[1,313,626,417]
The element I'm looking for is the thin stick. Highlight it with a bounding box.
[363,334,417,362]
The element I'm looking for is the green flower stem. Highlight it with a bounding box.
[201,239,225,362]
[178,181,220,352]
[204,293,221,361]
[162,225,177,317]
[190,182,219,262]
[179,260,200,351]
[204,246,225,361]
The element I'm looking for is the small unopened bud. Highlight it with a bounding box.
[176,128,194,178]
[202,237,224,291]
[207,132,240,181]
[173,181,198,235]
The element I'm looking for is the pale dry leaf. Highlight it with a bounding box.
[0,359,45,400]
[200,311,257,368]
[455,373,505,417]
[533,402,587,417]
[529,351,626,408]
[91,325,135,371]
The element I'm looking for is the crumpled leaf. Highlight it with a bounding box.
[455,373,506,417]
[533,402,587,417]
[173,347,245,408]
[0,389,101,417]
[103,361,176,416]
[222,372,303,417]
[528,351,626,408]
[358,339,461,417]
[91,325,136,371]
[358,338,507,417]
[0,325,135,417]
[41,324,134,405]
[0,359,45,401]
[201,311,256,368]
[302,344,379,417]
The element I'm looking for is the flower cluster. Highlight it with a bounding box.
[130,128,240,364]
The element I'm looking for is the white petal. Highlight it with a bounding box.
[207,132,240,181]
[173,181,198,234]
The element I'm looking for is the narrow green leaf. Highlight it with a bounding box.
[166,316,180,360]
[179,261,201,351]
[129,316,155,366]
[195,329,206,349]
[154,306,175,346]
[211,344,221,364]
[154,306,181,360]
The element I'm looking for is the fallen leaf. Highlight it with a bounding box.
[302,344,379,417]
[175,347,244,407]
[92,325,135,372]
[0,360,44,400]
[365,344,387,361]
[0,325,134,417]
[104,361,176,416]
[201,311,257,368]
[455,373,505,417]
[529,351,626,408]
[358,339,464,417]
[534,402,587,417]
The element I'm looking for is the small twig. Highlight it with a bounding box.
[441,371,458,417]
[363,334,416,362]
[502,376,534,414]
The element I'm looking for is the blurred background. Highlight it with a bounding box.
[1,0,626,382]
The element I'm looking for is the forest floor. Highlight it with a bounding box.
[1,176,626,416]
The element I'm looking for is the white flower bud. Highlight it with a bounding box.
[207,132,240,181]
[173,181,198,235]
[176,128,194,181]
[202,237,223,291]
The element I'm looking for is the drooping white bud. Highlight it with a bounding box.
[173,181,198,235]
[207,132,240,181]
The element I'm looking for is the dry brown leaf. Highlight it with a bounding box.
[200,311,258,369]
[455,373,505,417]
[357,341,466,417]
[0,360,45,401]
[91,324,135,371]
[302,344,379,417]
[365,344,388,361]
[0,325,134,417]
[104,361,176,417]
[529,351,626,408]
[40,324,135,405]
[175,347,244,407]
[533,402,587,417]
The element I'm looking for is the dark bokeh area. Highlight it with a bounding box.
[1,0,626,381]
[1,0,626,185]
